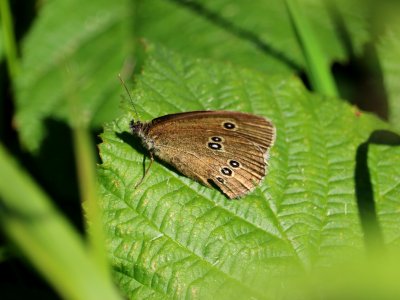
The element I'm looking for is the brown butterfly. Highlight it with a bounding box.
[130,110,276,199]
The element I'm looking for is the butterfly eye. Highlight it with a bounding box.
[229,160,240,168]
[221,167,233,176]
[223,122,236,130]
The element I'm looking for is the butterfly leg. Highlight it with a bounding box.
[135,152,154,188]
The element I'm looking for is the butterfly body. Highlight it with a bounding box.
[130,110,275,199]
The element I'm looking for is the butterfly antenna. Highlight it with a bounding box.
[118,74,139,120]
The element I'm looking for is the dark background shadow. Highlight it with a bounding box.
[328,1,388,120]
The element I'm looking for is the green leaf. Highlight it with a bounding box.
[98,45,396,298]
[377,22,400,132]
[14,0,134,152]
[369,142,400,248]
[137,0,370,74]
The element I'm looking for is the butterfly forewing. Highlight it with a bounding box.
[145,111,276,199]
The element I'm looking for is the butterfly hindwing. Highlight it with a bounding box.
[145,111,276,199]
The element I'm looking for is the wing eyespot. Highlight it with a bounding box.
[221,167,233,177]
[208,142,222,150]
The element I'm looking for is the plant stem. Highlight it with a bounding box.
[285,0,338,97]
[0,0,20,78]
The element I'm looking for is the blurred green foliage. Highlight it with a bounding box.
[0,0,399,299]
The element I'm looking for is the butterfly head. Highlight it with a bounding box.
[129,119,144,135]
[129,119,154,150]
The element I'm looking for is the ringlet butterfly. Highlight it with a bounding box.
[129,110,276,199]
[120,75,276,199]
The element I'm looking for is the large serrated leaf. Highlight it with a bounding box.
[137,0,370,74]
[98,45,397,298]
[14,0,134,152]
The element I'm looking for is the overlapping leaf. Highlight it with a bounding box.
[14,0,134,152]
[369,144,400,248]
[136,0,370,74]
[98,45,395,298]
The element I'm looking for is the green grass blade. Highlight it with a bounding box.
[0,0,19,78]
[64,59,112,281]
[72,119,111,281]
[0,143,122,300]
[285,0,338,96]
